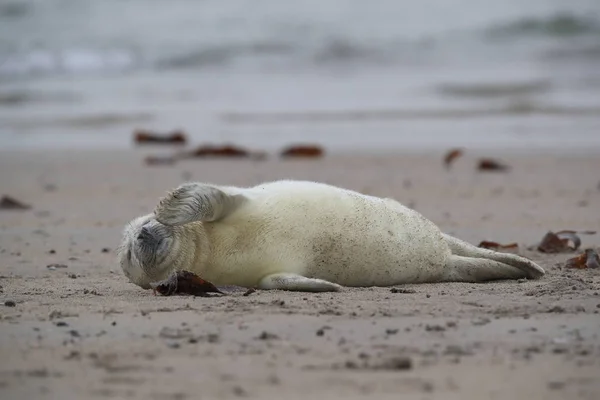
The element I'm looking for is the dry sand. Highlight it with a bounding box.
[0,148,599,400]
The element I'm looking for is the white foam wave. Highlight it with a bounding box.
[0,48,137,77]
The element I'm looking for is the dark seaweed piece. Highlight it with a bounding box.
[566,249,600,269]
[443,148,463,169]
[150,271,225,297]
[478,241,519,252]
[133,129,187,145]
[0,195,31,210]
[189,144,250,158]
[280,145,324,158]
[477,158,510,172]
[537,231,582,253]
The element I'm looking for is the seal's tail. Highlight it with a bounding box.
[441,233,545,282]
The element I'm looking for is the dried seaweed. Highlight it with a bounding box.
[478,241,519,251]
[280,145,324,158]
[192,144,249,157]
[0,195,31,210]
[565,249,600,269]
[443,148,463,169]
[134,130,187,145]
[536,230,586,253]
[150,271,225,297]
[477,158,510,172]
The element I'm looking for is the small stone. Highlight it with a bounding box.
[380,356,412,370]
[232,385,247,397]
[386,328,399,335]
[55,321,68,327]
[425,324,446,332]
[4,300,16,307]
[390,288,416,294]
[548,381,565,390]
[426,294,431,298]
[207,333,219,343]
[552,347,568,354]
[68,273,77,279]
[472,317,491,326]
[47,264,67,269]
[69,330,80,337]
[257,331,279,340]
[64,350,80,360]
[548,306,565,313]
[101,248,110,253]
[111,321,116,326]
[316,328,325,336]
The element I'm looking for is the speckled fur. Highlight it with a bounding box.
[118,180,545,291]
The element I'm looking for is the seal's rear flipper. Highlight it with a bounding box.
[258,273,342,292]
[442,233,545,279]
[443,255,533,282]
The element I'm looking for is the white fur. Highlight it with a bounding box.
[118,180,545,291]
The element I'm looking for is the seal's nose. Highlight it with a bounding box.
[138,226,151,240]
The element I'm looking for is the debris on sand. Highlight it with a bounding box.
[443,148,463,169]
[47,263,68,270]
[340,355,413,371]
[535,230,593,253]
[280,145,324,158]
[188,144,252,158]
[565,249,600,269]
[150,271,225,297]
[133,129,187,145]
[478,241,519,252]
[477,158,510,172]
[144,155,178,166]
[0,195,31,210]
[390,288,416,294]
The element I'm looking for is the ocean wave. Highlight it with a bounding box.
[486,12,600,38]
[0,1,29,18]
[220,102,600,124]
[5,112,154,130]
[542,43,600,61]
[436,80,551,98]
[0,90,78,106]
[0,48,138,78]
[156,41,295,69]
[2,11,600,79]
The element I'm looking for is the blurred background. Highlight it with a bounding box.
[1,0,600,153]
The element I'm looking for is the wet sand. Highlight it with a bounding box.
[0,148,599,400]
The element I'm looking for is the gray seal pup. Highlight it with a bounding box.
[118,180,544,292]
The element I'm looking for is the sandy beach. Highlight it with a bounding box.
[0,148,599,400]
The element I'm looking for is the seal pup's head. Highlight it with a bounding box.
[117,214,195,289]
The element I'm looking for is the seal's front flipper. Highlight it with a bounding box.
[154,183,246,226]
[258,273,342,292]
